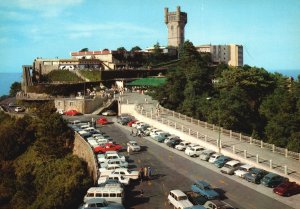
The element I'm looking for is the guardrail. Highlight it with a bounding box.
[159,106,300,161]
[134,106,300,182]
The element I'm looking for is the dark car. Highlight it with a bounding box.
[185,191,207,206]
[273,181,300,196]
[214,156,232,168]
[260,173,288,188]
[166,138,182,148]
[244,168,268,184]
[117,116,132,125]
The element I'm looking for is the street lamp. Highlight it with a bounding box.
[207,97,221,153]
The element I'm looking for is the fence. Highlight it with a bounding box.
[134,106,300,181]
[159,106,300,161]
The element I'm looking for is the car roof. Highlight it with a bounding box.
[195,180,210,187]
[128,140,137,143]
[225,160,240,166]
[240,164,253,169]
[170,189,187,196]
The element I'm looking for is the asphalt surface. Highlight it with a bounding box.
[78,116,295,209]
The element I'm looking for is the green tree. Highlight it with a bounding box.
[130,46,142,52]
[79,48,89,52]
[9,82,21,96]
[117,47,126,52]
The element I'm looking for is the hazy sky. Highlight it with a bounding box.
[0,0,299,72]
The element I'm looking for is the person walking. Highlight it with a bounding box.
[147,166,152,180]
[139,167,144,182]
[127,146,131,156]
[130,129,134,136]
[144,166,148,180]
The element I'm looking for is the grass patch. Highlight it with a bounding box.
[79,70,102,81]
[46,70,83,82]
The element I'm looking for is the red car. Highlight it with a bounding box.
[273,181,300,196]
[127,120,137,127]
[64,109,80,116]
[96,117,108,125]
[93,143,123,153]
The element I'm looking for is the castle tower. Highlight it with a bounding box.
[164,6,187,47]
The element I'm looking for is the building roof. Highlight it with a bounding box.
[126,77,166,87]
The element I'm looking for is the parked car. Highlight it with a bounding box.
[99,164,123,177]
[191,180,219,199]
[79,198,125,209]
[97,151,125,164]
[100,159,128,169]
[102,110,116,116]
[208,153,221,163]
[127,140,141,152]
[234,164,255,178]
[166,138,182,148]
[185,191,207,206]
[94,143,123,154]
[167,190,193,209]
[64,109,80,116]
[164,136,180,144]
[117,116,131,125]
[203,199,234,209]
[244,168,268,184]
[132,121,144,128]
[273,181,300,196]
[98,174,130,186]
[127,120,138,127]
[175,141,191,151]
[199,150,215,161]
[220,160,241,175]
[111,168,140,180]
[185,146,205,157]
[214,156,232,168]
[14,106,25,112]
[97,117,108,125]
[260,173,288,188]
[153,132,170,143]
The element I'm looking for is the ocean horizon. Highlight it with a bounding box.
[0,70,299,97]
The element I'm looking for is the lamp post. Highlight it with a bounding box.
[207,97,221,153]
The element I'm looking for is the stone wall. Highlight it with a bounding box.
[73,132,98,184]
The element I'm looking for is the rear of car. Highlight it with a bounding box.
[220,160,241,175]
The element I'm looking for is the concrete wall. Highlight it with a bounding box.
[73,132,98,184]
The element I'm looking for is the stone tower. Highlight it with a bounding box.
[164,6,187,47]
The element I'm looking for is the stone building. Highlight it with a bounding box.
[164,6,187,47]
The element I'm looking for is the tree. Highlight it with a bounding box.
[130,46,142,52]
[79,48,89,52]
[9,82,21,96]
[117,47,127,52]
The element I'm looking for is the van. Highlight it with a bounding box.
[84,186,124,204]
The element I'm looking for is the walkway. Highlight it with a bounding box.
[119,92,300,184]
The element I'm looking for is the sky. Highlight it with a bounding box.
[0,0,299,73]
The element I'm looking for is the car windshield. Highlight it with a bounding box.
[178,196,187,200]
[203,185,211,190]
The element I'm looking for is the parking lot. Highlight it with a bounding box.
[67,114,297,209]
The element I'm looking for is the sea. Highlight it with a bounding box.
[0,70,299,97]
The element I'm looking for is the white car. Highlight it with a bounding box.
[98,174,130,186]
[234,164,255,178]
[132,121,142,128]
[208,153,221,163]
[99,164,122,177]
[168,190,193,209]
[14,106,25,112]
[100,159,128,169]
[150,129,162,138]
[102,110,116,116]
[111,168,140,180]
[199,150,215,161]
[97,151,126,164]
[185,145,205,157]
[127,140,141,152]
[175,141,191,151]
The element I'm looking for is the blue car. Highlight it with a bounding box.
[191,180,219,199]
[214,156,231,168]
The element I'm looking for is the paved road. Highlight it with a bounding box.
[94,117,294,209]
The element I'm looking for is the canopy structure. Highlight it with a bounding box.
[126,77,166,87]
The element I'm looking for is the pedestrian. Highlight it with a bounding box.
[130,129,134,136]
[139,189,144,197]
[148,166,152,179]
[127,146,131,155]
[139,168,144,182]
[144,166,148,180]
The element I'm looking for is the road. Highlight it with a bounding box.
[91,116,294,209]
